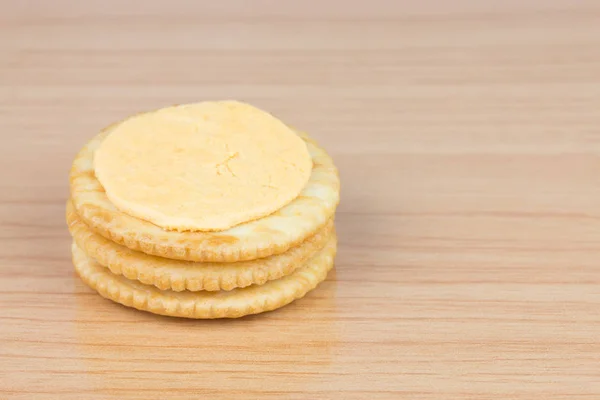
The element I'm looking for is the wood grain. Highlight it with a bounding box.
[2,1,600,399]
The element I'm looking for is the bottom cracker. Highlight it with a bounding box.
[72,234,337,319]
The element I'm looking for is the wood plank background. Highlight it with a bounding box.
[1,1,600,399]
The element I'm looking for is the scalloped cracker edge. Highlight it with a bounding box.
[72,234,337,319]
[70,122,339,262]
[68,199,334,292]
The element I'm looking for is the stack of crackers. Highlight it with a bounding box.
[66,101,340,319]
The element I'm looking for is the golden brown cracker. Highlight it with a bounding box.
[70,123,339,262]
[72,234,337,319]
[67,200,333,291]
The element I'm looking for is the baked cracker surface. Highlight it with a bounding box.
[67,199,334,292]
[72,234,337,319]
[70,124,340,263]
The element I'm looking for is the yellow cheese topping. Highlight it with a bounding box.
[93,101,312,232]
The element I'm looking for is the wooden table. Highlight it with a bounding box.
[2,1,600,398]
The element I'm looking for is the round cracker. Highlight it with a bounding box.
[72,234,337,319]
[70,123,339,262]
[67,200,334,292]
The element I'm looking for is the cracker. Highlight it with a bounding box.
[70,122,339,262]
[67,200,333,291]
[72,234,337,319]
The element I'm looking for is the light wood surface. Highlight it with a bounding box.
[2,1,600,399]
